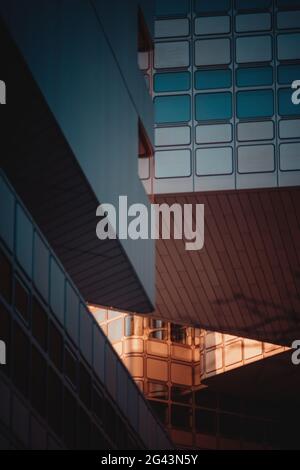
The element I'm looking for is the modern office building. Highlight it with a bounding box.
[93,306,299,449]
[139,0,300,346]
[1,0,300,451]
[0,1,172,450]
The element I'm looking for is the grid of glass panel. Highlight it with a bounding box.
[0,172,171,450]
[151,0,300,193]
[98,311,292,449]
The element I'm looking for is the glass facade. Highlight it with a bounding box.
[148,0,300,193]
[0,172,171,450]
[96,310,294,450]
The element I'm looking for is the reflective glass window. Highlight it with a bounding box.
[236,36,272,63]
[279,88,300,116]
[277,34,300,61]
[195,69,232,90]
[148,382,169,401]
[155,95,191,123]
[196,92,232,121]
[155,150,191,178]
[154,72,190,93]
[278,65,300,85]
[107,318,124,342]
[237,90,274,118]
[236,66,273,87]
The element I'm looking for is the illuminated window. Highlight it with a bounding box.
[107,318,124,343]
[125,316,144,337]
[149,319,168,341]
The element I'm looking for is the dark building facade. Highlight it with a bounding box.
[0,1,172,450]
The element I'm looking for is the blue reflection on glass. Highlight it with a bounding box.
[154,72,191,93]
[237,90,274,118]
[278,65,300,85]
[196,92,232,121]
[155,95,191,123]
[195,69,232,90]
[279,88,300,116]
[236,67,273,87]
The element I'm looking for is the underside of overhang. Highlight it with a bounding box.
[154,190,300,346]
[0,19,153,313]
[202,350,300,405]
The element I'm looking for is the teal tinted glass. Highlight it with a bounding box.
[279,88,300,116]
[236,67,273,87]
[155,95,191,123]
[235,0,272,10]
[156,0,190,17]
[154,72,191,93]
[277,0,300,8]
[237,90,274,118]
[278,65,300,85]
[195,92,232,121]
[195,0,231,14]
[195,69,232,90]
